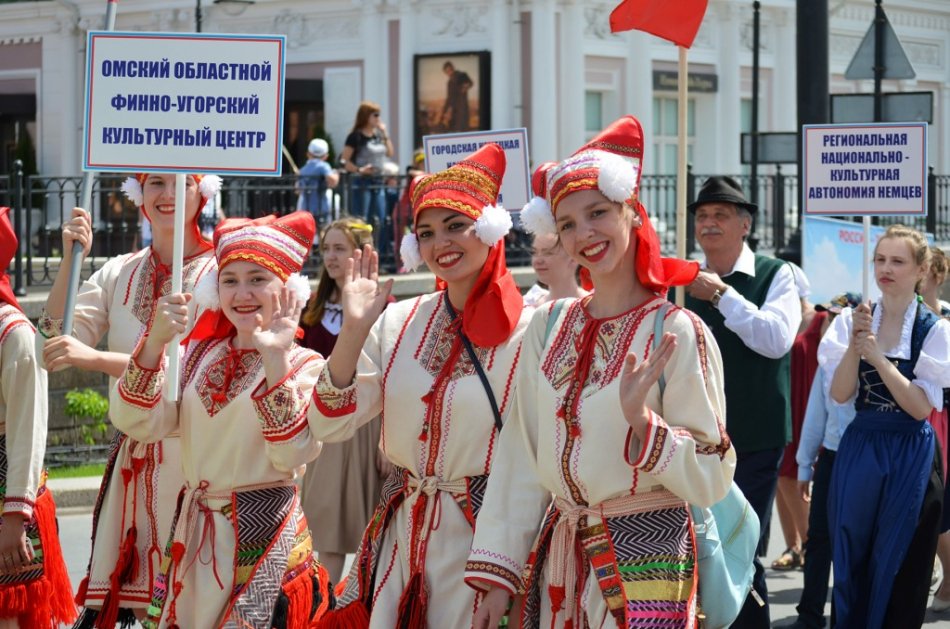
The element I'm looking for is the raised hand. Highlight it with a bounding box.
[620,332,677,439]
[62,207,93,259]
[251,284,303,358]
[340,245,393,334]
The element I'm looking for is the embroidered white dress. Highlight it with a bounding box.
[111,340,325,628]
[0,304,76,628]
[308,291,531,628]
[39,249,216,611]
[465,297,736,628]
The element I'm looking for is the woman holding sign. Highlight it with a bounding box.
[824,225,950,628]
[41,173,219,628]
[308,143,530,628]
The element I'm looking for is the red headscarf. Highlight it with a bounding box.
[408,143,523,347]
[0,207,23,313]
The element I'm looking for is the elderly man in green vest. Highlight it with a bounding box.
[685,176,801,629]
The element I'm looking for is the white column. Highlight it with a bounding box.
[627,30,654,173]
[559,0,585,156]
[530,0,558,164]
[491,0,512,130]
[398,8,415,162]
[718,4,742,174]
[940,85,950,173]
[772,7,796,133]
[361,2,384,103]
[43,27,79,174]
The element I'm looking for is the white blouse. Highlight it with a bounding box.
[817,299,950,411]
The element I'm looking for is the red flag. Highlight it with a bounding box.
[609,0,709,48]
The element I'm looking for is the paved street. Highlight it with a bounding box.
[57,505,950,627]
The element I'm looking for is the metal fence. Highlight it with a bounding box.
[3,161,949,291]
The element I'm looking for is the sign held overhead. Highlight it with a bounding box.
[83,31,287,176]
[802,122,928,216]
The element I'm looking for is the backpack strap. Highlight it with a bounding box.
[444,298,504,434]
[652,301,672,395]
[544,299,567,346]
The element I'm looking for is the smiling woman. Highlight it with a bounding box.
[308,143,530,628]
[40,172,220,628]
[109,211,334,628]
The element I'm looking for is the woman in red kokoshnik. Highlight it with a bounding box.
[468,116,736,628]
[39,174,219,628]
[0,207,76,628]
[308,143,531,627]
[110,211,332,628]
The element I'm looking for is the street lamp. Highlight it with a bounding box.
[195,0,255,33]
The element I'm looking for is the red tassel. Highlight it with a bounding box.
[569,422,581,438]
[420,391,433,405]
[418,427,428,442]
[556,406,567,419]
[548,584,566,615]
[97,525,139,629]
[33,490,79,625]
[171,541,186,564]
[281,570,315,629]
[395,571,428,629]
[314,602,370,629]
[0,491,79,627]
[74,576,89,606]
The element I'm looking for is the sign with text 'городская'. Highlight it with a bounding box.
[83,31,286,176]
[802,122,927,216]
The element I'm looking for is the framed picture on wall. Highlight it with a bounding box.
[413,51,491,146]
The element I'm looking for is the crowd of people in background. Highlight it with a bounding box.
[2,112,950,628]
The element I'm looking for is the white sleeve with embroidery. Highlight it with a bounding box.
[110,347,180,443]
[465,306,557,596]
[307,311,386,443]
[1,323,47,519]
[252,354,324,471]
[626,309,736,508]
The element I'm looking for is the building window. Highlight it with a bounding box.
[652,96,695,175]
[585,91,604,136]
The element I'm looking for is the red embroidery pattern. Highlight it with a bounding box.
[639,420,669,473]
[255,379,308,442]
[682,310,732,459]
[195,344,262,417]
[129,252,211,325]
[0,305,31,344]
[541,301,654,397]
[415,297,489,380]
[313,368,358,417]
[118,359,163,409]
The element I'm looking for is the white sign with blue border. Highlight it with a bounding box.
[802,122,927,216]
[423,128,530,211]
[83,31,286,176]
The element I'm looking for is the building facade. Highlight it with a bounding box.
[1,0,948,179]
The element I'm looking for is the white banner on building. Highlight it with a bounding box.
[83,31,286,176]
[423,128,530,211]
[802,122,927,216]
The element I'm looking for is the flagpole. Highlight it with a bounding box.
[675,45,688,307]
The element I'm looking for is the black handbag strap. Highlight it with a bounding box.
[445,298,504,433]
